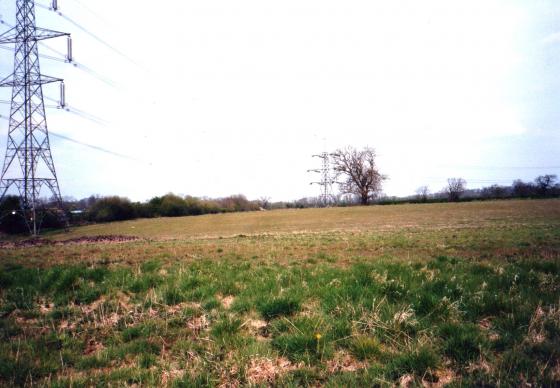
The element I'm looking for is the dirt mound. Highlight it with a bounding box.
[0,235,140,248]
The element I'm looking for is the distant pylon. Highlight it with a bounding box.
[308,152,335,207]
[0,0,71,235]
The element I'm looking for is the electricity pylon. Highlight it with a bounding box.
[0,0,71,235]
[308,152,335,207]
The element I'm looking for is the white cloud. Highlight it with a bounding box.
[0,0,554,200]
[543,31,560,45]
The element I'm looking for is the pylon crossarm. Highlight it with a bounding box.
[34,27,69,41]
[0,27,16,43]
[0,74,62,87]
[0,27,68,44]
[0,74,13,88]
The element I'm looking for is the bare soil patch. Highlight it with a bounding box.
[0,235,140,248]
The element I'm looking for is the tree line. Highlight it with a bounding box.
[310,147,559,206]
[0,146,558,234]
[0,194,263,234]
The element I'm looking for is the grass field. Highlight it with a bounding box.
[1,199,559,386]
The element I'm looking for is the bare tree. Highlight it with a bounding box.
[445,178,466,202]
[535,174,557,197]
[330,146,387,205]
[258,196,271,210]
[415,186,430,202]
[512,179,534,198]
[481,184,508,199]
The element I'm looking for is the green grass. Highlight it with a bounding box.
[257,297,301,320]
[0,199,559,386]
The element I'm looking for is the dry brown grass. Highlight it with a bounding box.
[2,199,556,269]
[44,199,560,241]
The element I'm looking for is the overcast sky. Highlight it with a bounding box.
[1,0,559,201]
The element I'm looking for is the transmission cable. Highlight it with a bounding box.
[48,131,142,161]
[35,3,139,66]
[0,113,142,162]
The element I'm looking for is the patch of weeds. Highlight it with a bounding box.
[181,306,202,319]
[387,347,439,380]
[104,367,156,385]
[163,286,186,305]
[76,353,111,370]
[428,255,457,270]
[4,286,36,311]
[230,297,251,313]
[173,372,216,387]
[281,368,324,386]
[325,366,384,387]
[0,356,36,386]
[217,280,240,296]
[122,325,152,342]
[141,259,162,273]
[111,339,160,358]
[74,287,103,305]
[272,334,319,362]
[48,306,76,321]
[203,297,220,311]
[351,263,375,287]
[138,353,157,369]
[128,273,163,293]
[271,317,330,363]
[470,263,496,276]
[0,319,22,339]
[185,284,217,302]
[501,349,541,384]
[258,297,301,320]
[315,251,332,261]
[211,315,242,341]
[464,291,511,319]
[172,339,206,358]
[380,279,408,301]
[439,323,486,365]
[349,336,382,360]
[329,318,352,344]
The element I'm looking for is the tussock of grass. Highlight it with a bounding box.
[439,322,486,364]
[258,297,301,320]
[349,336,383,360]
[387,347,439,379]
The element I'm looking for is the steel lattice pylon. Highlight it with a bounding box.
[308,152,335,207]
[0,0,70,235]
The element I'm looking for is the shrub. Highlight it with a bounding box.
[0,196,27,234]
[87,196,136,223]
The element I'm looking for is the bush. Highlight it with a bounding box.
[87,196,136,223]
[0,196,29,234]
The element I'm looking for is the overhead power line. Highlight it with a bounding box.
[0,36,118,87]
[48,132,142,161]
[0,114,140,162]
[35,3,139,66]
